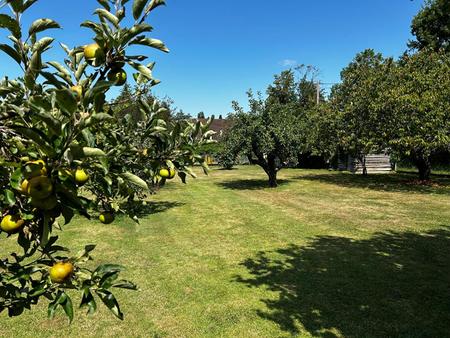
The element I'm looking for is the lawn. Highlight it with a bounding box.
[1,166,450,338]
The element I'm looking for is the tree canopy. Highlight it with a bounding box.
[377,49,450,180]
[409,0,450,52]
[222,70,309,187]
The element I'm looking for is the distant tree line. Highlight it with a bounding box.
[220,0,450,186]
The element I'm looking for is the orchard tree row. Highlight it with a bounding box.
[220,0,450,186]
[0,0,213,322]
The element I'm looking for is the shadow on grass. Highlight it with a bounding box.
[296,172,450,195]
[120,200,185,218]
[235,228,450,337]
[216,179,291,190]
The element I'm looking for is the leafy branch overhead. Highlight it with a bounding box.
[0,0,213,323]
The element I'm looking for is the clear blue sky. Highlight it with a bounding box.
[0,0,424,117]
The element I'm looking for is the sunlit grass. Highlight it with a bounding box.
[1,166,449,337]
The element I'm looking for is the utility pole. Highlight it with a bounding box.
[316,81,320,105]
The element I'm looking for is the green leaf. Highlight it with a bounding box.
[13,126,55,156]
[129,37,169,52]
[82,147,106,157]
[28,18,60,36]
[94,9,119,28]
[33,36,54,53]
[0,44,21,65]
[59,42,71,55]
[122,23,152,44]
[96,0,110,11]
[28,283,46,297]
[113,280,138,290]
[22,0,39,11]
[7,0,24,13]
[75,62,88,82]
[96,289,123,320]
[40,214,50,248]
[61,294,74,323]
[10,168,22,190]
[73,244,96,264]
[55,88,78,115]
[99,271,120,289]
[48,291,67,319]
[127,61,153,80]
[84,80,113,104]
[144,0,166,15]
[93,264,125,277]
[47,301,58,320]
[47,61,72,84]
[61,206,75,225]
[80,20,104,35]
[30,108,61,135]
[0,14,21,38]
[120,172,149,190]
[80,289,97,315]
[40,71,65,88]
[4,189,15,206]
[85,113,112,126]
[132,0,150,20]
[178,171,187,184]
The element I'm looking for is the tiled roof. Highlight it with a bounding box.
[193,118,233,139]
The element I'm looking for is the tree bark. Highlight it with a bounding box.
[361,155,368,176]
[415,155,431,181]
[266,154,278,188]
[267,170,278,188]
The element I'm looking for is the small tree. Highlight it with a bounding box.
[222,84,299,187]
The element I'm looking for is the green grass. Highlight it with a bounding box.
[1,166,450,337]
[397,166,450,176]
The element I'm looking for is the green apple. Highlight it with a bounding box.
[27,176,53,199]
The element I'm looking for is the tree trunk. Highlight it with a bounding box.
[361,155,368,176]
[266,155,278,188]
[267,169,278,188]
[415,155,431,181]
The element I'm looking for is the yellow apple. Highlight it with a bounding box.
[99,213,115,224]
[84,43,105,66]
[20,179,29,194]
[1,214,24,234]
[70,85,83,99]
[24,159,47,178]
[74,168,89,185]
[159,168,176,179]
[49,262,74,283]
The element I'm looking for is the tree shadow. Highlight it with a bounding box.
[296,172,450,195]
[235,228,450,337]
[120,200,185,218]
[217,179,291,190]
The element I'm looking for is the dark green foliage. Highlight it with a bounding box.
[377,49,450,180]
[409,0,450,52]
[329,49,394,174]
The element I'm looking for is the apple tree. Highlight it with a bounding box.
[223,87,300,188]
[375,49,450,180]
[0,0,211,322]
[328,49,394,175]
